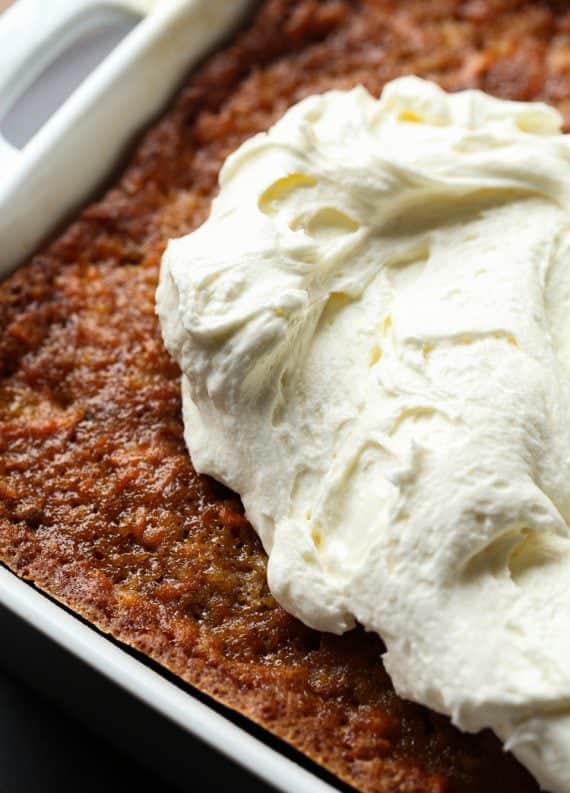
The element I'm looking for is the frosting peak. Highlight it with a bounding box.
[157,77,570,792]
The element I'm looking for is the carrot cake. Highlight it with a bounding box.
[4,1,570,790]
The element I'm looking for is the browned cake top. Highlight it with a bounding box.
[2,1,569,790]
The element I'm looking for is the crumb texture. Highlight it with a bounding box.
[3,1,568,790]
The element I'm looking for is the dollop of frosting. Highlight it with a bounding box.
[157,77,570,792]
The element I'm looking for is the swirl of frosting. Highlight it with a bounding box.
[157,77,570,792]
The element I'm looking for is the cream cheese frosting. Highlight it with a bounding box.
[156,77,570,792]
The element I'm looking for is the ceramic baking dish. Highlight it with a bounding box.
[0,2,342,790]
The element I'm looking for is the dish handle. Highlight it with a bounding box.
[0,1,149,171]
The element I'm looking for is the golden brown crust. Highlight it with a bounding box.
[2,1,569,790]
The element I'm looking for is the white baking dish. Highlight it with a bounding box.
[0,3,341,791]
[0,0,250,275]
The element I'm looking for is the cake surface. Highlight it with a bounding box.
[2,1,569,790]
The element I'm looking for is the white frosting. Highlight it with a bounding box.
[122,0,171,13]
[123,0,187,14]
[156,77,570,792]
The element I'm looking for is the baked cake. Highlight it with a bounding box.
[3,1,569,790]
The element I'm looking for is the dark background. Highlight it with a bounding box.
[0,657,274,793]
[0,668,178,793]
[0,602,275,793]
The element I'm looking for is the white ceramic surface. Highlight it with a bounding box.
[0,0,251,275]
